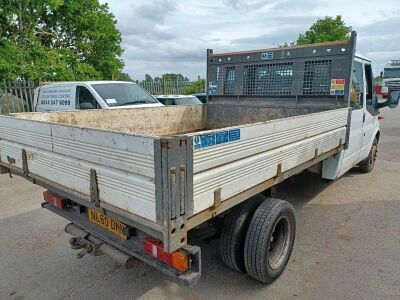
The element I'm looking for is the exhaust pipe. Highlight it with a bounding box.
[65,223,136,269]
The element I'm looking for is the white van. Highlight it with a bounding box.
[34,81,163,112]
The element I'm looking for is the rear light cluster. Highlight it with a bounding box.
[143,237,189,272]
[43,191,67,209]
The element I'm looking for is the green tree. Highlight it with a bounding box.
[144,74,153,82]
[0,0,124,81]
[184,79,205,95]
[296,16,352,45]
[162,73,189,82]
[116,72,133,81]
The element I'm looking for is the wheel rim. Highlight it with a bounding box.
[369,144,377,167]
[268,216,291,270]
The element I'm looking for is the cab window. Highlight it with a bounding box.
[158,98,174,105]
[350,61,364,110]
[76,86,100,109]
[364,63,373,106]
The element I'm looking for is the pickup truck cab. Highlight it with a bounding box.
[34,81,163,112]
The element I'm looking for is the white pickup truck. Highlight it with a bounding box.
[0,32,399,286]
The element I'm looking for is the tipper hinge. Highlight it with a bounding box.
[90,169,100,207]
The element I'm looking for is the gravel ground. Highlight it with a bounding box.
[0,105,399,300]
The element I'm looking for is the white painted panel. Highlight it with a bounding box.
[51,125,154,177]
[0,116,52,151]
[191,109,348,214]
[0,140,157,221]
[0,116,157,222]
[191,108,348,173]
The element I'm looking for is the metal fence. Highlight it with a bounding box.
[0,80,204,114]
[138,80,194,95]
[0,80,37,114]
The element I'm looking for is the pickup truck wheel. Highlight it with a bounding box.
[244,198,296,284]
[219,194,265,272]
[359,138,378,173]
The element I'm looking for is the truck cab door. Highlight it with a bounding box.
[359,62,377,161]
[338,60,365,176]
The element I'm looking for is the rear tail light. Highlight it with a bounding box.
[143,237,189,272]
[43,191,67,209]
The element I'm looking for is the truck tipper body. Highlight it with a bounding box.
[0,32,399,286]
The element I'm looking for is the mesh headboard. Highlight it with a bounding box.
[206,32,357,109]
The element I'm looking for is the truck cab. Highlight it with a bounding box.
[34,81,163,112]
[381,60,400,98]
[323,55,399,179]
[323,55,379,178]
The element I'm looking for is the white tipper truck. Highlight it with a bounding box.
[0,32,399,286]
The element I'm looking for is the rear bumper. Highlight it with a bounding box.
[43,203,201,287]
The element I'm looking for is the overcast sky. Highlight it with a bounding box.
[101,0,400,80]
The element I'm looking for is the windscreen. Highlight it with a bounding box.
[174,97,202,105]
[384,68,400,79]
[91,83,158,106]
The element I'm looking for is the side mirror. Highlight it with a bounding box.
[380,71,383,79]
[79,102,94,109]
[387,89,400,109]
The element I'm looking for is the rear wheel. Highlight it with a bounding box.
[219,194,265,272]
[244,198,296,284]
[359,138,378,173]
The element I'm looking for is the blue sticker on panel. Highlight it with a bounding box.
[194,128,241,150]
[194,133,216,149]
[229,129,241,141]
[261,52,273,60]
[209,81,218,95]
[335,90,344,95]
[215,131,229,144]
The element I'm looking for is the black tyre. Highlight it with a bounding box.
[244,198,296,284]
[359,138,378,173]
[219,194,265,272]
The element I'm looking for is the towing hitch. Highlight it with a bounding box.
[69,236,102,259]
[65,223,137,268]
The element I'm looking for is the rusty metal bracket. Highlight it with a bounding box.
[22,149,29,177]
[214,188,222,207]
[161,141,172,149]
[90,168,100,207]
[179,139,187,147]
[276,163,282,177]
[0,165,10,175]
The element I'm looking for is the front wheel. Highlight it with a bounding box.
[244,198,296,284]
[359,138,378,173]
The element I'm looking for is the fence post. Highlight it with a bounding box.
[22,80,29,112]
[28,80,35,111]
